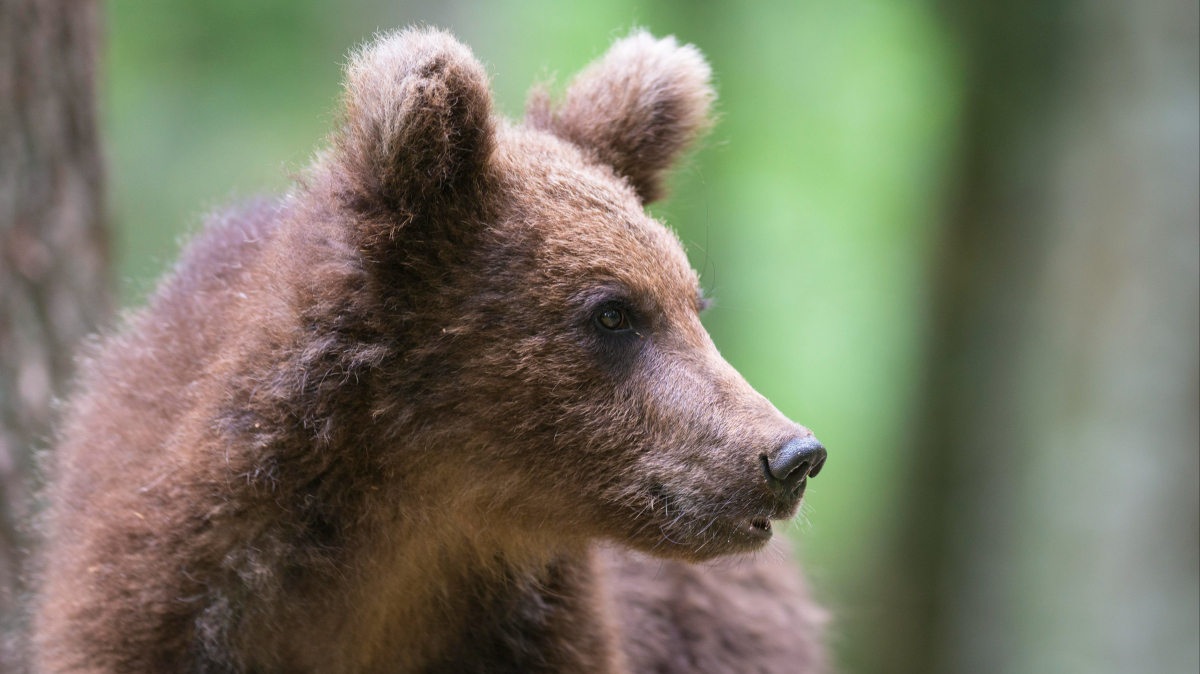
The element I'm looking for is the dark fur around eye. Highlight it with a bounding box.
[574,290,648,377]
[584,298,646,372]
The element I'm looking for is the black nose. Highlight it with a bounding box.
[766,436,827,487]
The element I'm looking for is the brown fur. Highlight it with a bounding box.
[31,28,827,673]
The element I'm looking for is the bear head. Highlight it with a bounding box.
[313,28,825,563]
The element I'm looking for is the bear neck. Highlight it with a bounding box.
[322,500,623,672]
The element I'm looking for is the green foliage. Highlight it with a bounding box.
[103,1,961,670]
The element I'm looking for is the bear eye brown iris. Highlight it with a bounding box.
[597,307,630,332]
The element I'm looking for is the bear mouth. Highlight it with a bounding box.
[732,516,773,541]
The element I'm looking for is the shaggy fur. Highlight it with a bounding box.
[31,28,828,673]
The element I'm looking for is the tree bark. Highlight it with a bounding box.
[898,1,1200,673]
[0,0,109,655]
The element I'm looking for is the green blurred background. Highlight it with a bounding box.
[104,0,957,670]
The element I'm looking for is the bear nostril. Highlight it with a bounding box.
[766,436,827,486]
[808,453,827,478]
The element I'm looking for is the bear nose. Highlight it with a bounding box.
[765,436,827,487]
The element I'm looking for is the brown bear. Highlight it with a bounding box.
[31,28,828,673]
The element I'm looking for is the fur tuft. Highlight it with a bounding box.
[526,30,715,203]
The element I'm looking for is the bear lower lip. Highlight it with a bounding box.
[734,517,773,540]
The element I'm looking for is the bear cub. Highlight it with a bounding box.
[32,28,828,673]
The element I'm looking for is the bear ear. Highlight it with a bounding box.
[329,28,495,239]
[526,30,715,204]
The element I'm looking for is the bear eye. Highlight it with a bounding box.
[596,306,631,332]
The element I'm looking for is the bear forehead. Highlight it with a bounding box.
[493,125,701,313]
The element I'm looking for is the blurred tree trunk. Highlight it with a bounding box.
[0,0,109,654]
[896,1,1200,673]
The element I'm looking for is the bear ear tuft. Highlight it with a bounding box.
[331,28,495,223]
[526,30,715,204]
